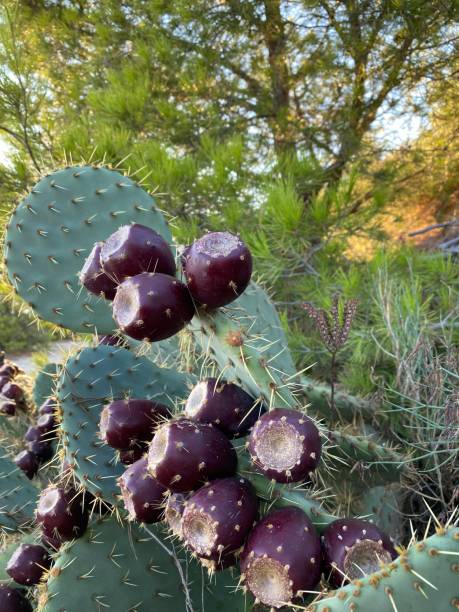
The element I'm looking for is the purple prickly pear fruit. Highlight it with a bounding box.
[6,544,51,586]
[182,477,258,564]
[119,457,167,523]
[27,441,53,462]
[25,426,41,443]
[148,419,237,492]
[38,398,56,416]
[0,585,32,612]
[164,493,189,537]
[41,530,62,551]
[99,398,170,450]
[119,445,146,465]
[14,450,39,479]
[185,378,263,438]
[2,382,24,402]
[322,518,397,587]
[36,486,88,541]
[101,223,176,283]
[0,400,16,415]
[240,506,321,608]
[248,408,321,483]
[0,364,19,379]
[0,375,11,388]
[36,413,56,441]
[112,272,194,342]
[182,231,252,309]
[79,242,118,300]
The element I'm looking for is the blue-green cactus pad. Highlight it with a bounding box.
[33,362,60,408]
[313,527,459,611]
[191,282,298,407]
[0,445,38,532]
[42,516,249,611]
[57,344,195,504]
[4,165,173,334]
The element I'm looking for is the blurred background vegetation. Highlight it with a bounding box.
[0,0,457,406]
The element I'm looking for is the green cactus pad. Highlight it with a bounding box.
[33,362,60,408]
[4,165,173,334]
[312,527,459,611]
[356,485,404,542]
[41,516,248,612]
[57,344,195,504]
[191,282,298,407]
[0,445,38,533]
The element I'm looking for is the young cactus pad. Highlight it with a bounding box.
[40,515,249,611]
[311,527,459,611]
[4,165,173,334]
[57,344,195,504]
[33,362,60,408]
[191,282,298,407]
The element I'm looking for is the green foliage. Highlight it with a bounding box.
[0,299,53,354]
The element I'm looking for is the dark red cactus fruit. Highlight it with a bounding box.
[164,493,189,537]
[240,506,321,608]
[182,231,252,309]
[248,408,321,483]
[201,553,238,573]
[100,398,170,450]
[0,586,32,612]
[119,457,167,523]
[38,398,56,416]
[36,413,56,441]
[14,450,39,479]
[182,477,258,563]
[41,530,62,552]
[6,544,51,586]
[185,378,262,438]
[0,375,11,388]
[36,486,88,541]
[25,426,41,443]
[100,223,176,283]
[119,445,146,465]
[2,382,24,402]
[322,518,397,587]
[27,441,53,462]
[79,242,118,300]
[0,400,16,415]
[148,419,237,492]
[0,364,19,379]
[112,272,195,342]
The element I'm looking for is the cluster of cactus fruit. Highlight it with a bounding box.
[0,163,457,611]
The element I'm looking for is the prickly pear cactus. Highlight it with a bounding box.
[40,515,248,611]
[4,165,173,334]
[0,162,452,612]
[58,344,195,503]
[0,445,38,532]
[33,362,60,408]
